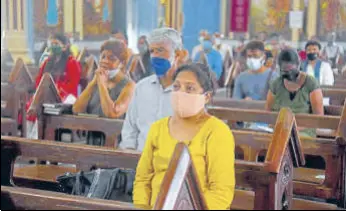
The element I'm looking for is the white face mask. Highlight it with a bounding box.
[214,38,221,45]
[108,68,121,79]
[198,36,204,43]
[247,57,264,71]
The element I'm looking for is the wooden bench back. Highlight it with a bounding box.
[43,115,123,147]
[1,186,142,210]
[8,58,35,93]
[1,137,207,210]
[233,108,304,210]
[26,72,121,147]
[29,73,62,138]
[336,101,346,208]
[1,83,19,119]
[337,101,346,143]
[209,103,346,207]
[212,97,344,116]
[208,105,343,130]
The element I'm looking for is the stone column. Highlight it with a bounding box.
[307,0,318,39]
[220,0,227,35]
[291,0,301,45]
[63,0,74,34]
[75,0,84,40]
[3,0,35,64]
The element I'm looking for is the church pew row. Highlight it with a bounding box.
[1,83,21,136]
[1,186,144,210]
[322,78,346,89]
[1,142,206,210]
[208,105,346,208]
[212,97,344,116]
[2,108,313,210]
[1,58,35,137]
[8,110,340,207]
[27,73,343,145]
[21,74,346,208]
[22,73,345,208]
[1,61,38,83]
[1,110,305,210]
[210,100,345,139]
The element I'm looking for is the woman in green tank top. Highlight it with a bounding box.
[266,48,324,137]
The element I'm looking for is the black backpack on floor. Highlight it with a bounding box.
[57,168,135,202]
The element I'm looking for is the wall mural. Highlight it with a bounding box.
[34,0,63,40]
[83,0,112,40]
[318,0,346,41]
[249,0,294,40]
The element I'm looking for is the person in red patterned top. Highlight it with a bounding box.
[26,33,81,137]
[35,33,81,99]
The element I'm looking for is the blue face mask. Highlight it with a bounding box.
[151,57,172,77]
[203,41,213,51]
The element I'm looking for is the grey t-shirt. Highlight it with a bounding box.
[86,77,129,118]
[232,69,278,101]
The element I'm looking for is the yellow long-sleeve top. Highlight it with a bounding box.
[133,116,235,210]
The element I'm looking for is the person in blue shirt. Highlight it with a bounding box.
[233,41,278,132]
[193,35,223,80]
[233,41,278,101]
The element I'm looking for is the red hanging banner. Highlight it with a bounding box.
[230,0,251,33]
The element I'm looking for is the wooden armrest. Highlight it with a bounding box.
[294,168,325,184]
[13,165,77,183]
[231,190,340,210]
[1,118,16,124]
[1,101,6,108]
[292,199,341,210]
[316,129,337,138]
[231,190,254,210]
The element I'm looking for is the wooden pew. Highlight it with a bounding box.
[43,115,123,147]
[212,97,344,116]
[1,138,207,210]
[5,58,36,137]
[1,186,143,210]
[27,73,121,147]
[28,73,62,139]
[208,104,346,208]
[231,108,306,210]
[1,84,20,136]
[1,61,38,83]
[1,140,206,210]
[322,87,346,105]
[6,109,306,210]
[4,110,335,209]
[7,58,35,94]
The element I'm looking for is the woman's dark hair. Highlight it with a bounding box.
[277,48,300,67]
[44,33,71,78]
[100,39,128,63]
[305,40,322,50]
[173,63,216,95]
[245,41,265,52]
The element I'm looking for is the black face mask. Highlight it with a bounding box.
[281,69,299,82]
[307,53,318,61]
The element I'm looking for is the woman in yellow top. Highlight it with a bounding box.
[133,63,235,210]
